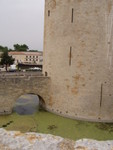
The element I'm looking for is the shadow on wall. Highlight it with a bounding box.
[38,95,46,110]
[13,94,46,115]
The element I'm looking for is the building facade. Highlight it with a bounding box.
[43,0,113,122]
[9,51,43,65]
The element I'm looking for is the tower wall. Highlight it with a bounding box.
[43,0,113,122]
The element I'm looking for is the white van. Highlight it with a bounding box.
[9,65,17,72]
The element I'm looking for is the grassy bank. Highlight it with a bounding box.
[0,111,113,141]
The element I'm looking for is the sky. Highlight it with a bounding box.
[0,0,45,51]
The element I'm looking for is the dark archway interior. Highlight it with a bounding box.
[13,94,46,115]
[38,95,46,110]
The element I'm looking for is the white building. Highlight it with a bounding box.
[9,51,43,65]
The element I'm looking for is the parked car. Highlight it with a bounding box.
[32,67,42,71]
[28,67,42,71]
[9,65,17,72]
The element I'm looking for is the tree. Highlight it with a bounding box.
[0,50,15,71]
[13,44,29,51]
[0,45,8,52]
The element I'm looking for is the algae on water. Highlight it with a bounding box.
[0,111,113,141]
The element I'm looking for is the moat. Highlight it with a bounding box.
[0,94,113,141]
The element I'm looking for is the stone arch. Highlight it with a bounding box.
[13,92,46,111]
[12,93,46,115]
[38,95,46,110]
[27,93,46,110]
[0,76,50,115]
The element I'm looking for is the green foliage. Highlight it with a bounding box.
[13,44,29,51]
[0,44,34,52]
[0,50,15,71]
[0,45,8,52]
[8,49,13,52]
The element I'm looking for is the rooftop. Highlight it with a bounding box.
[9,51,43,56]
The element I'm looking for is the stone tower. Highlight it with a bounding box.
[43,0,113,122]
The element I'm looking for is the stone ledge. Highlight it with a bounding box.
[0,128,113,150]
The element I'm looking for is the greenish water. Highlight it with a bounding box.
[0,110,113,141]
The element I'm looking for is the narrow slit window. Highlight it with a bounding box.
[71,8,74,23]
[48,10,50,17]
[100,83,103,108]
[69,47,72,66]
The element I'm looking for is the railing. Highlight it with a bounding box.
[0,71,43,78]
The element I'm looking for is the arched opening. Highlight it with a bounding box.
[13,94,46,115]
[38,95,46,110]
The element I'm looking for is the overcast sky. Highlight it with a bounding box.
[0,0,45,51]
